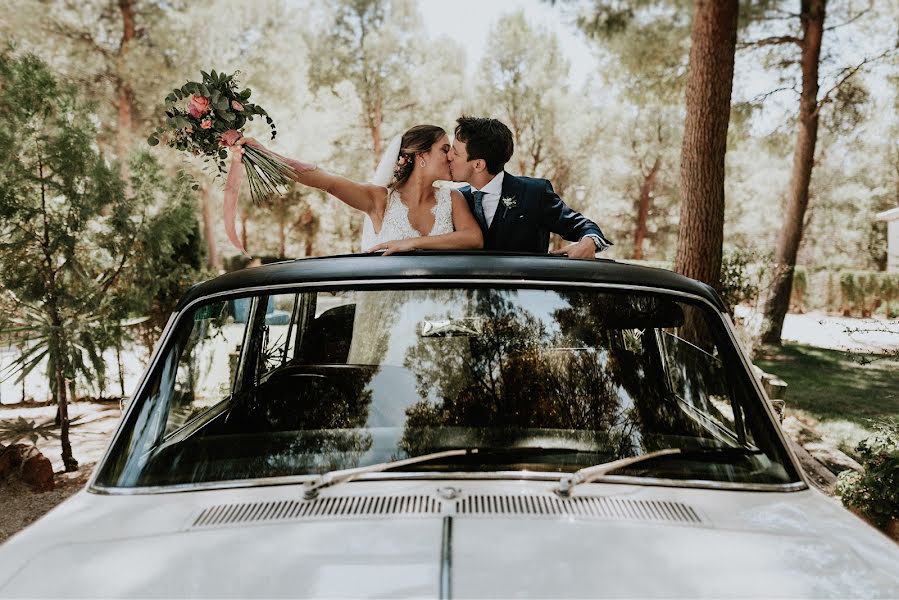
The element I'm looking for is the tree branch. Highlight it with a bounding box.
[43,21,114,58]
[824,4,871,32]
[738,35,801,50]
[814,46,898,115]
[748,85,799,104]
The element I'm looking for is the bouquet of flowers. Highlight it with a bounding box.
[148,70,294,254]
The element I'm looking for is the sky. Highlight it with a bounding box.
[417,0,897,135]
[418,0,599,87]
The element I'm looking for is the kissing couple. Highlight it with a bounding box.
[234,116,612,258]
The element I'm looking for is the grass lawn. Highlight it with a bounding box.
[755,343,899,454]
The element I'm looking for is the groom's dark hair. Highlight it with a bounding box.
[454,117,514,175]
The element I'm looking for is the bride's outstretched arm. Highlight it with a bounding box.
[367,190,484,255]
[236,137,384,214]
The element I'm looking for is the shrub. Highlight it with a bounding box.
[789,266,807,312]
[836,419,899,528]
[836,271,896,318]
[719,247,769,315]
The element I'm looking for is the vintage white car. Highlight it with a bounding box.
[1,253,897,598]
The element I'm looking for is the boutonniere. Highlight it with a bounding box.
[501,196,517,218]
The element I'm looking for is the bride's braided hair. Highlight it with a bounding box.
[391,124,446,188]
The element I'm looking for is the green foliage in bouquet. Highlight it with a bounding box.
[147,70,294,205]
[147,70,273,164]
[836,418,899,528]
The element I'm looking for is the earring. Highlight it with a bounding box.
[419,160,426,167]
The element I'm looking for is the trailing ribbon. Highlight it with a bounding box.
[221,129,249,257]
[219,129,314,258]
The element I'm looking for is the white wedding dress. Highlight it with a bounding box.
[350,185,455,365]
[361,185,455,250]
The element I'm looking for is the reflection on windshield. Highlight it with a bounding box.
[96,287,798,489]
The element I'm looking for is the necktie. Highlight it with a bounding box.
[472,190,488,232]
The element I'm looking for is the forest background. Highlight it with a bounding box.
[2,0,896,276]
[0,0,897,470]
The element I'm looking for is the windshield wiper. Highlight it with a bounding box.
[554,446,766,497]
[555,449,681,497]
[304,448,477,500]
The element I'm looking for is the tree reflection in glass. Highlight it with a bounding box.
[399,289,680,463]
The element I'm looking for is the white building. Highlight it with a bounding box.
[876,207,899,272]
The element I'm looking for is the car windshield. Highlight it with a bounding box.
[96,285,799,489]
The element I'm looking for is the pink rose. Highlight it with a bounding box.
[219,129,242,147]
[201,119,212,129]
[188,95,211,118]
[231,100,244,111]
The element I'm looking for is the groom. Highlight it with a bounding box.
[449,117,612,259]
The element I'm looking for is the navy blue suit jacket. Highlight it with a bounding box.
[459,172,612,253]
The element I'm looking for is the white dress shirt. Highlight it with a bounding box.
[470,171,505,228]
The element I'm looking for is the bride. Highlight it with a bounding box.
[235,125,483,253]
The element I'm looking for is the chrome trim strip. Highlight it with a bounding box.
[86,310,181,491]
[440,516,452,600]
[89,277,806,494]
[718,312,809,488]
[88,469,808,496]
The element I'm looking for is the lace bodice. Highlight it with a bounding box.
[361,185,454,250]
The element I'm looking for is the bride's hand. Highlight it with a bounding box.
[366,239,417,256]
[235,136,263,150]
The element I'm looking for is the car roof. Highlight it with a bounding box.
[176,251,726,312]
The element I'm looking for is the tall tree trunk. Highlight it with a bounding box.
[200,185,221,271]
[761,0,826,344]
[116,341,126,397]
[300,208,315,257]
[369,95,383,167]
[674,0,739,290]
[278,211,287,258]
[50,320,78,471]
[115,0,136,166]
[634,157,661,260]
[675,0,739,348]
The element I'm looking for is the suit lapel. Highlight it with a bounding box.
[489,172,522,234]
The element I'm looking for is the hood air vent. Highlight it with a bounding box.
[191,494,702,530]
[192,495,441,528]
[457,495,702,524]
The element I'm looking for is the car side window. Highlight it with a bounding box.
[165,300,247,436]
[658,322,749,446]
[257,293,302,377]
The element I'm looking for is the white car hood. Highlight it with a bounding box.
[1,481,897,598]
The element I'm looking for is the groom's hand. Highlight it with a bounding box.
[550,238,597,259]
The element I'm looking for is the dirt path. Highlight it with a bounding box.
[0,466,93,545]
[0,401,121,544]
